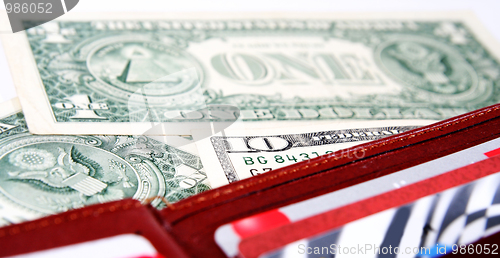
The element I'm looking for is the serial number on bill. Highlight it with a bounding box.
[244,151,333,165]
[235,151,337,177]
[225,140,368,180]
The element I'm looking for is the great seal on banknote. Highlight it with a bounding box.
[375,35,487,105]
[0,113,210,214]
[50,34,206,107]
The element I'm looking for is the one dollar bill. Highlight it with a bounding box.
[0,98,210,226]
[2,12,500,135]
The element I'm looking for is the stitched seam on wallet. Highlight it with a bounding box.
[0,201,142,238]
[170,106,500,211]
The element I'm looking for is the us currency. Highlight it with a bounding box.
[0,98,210,227]
[195,120,433,187]
[1,12,499,135]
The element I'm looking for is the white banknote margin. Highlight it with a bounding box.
[0,97,21,118]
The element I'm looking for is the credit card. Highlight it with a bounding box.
[256,161,500,258]
[215,137,500,257]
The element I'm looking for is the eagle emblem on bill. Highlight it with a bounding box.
[7,146,133,204]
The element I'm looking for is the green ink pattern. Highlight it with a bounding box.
[26,20,500,122]
[0,112,210,224]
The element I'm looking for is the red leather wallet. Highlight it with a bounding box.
[1,103,500,257]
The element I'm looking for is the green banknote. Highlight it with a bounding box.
[194,119,432,187]
[2,12,500,135]
[0,99,209,226]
